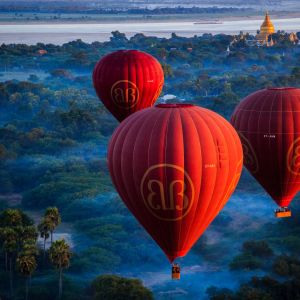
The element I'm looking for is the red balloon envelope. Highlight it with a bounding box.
[108,104,243,262]
[231,87,300,208]
[93,50,164,122]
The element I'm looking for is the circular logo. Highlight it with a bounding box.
[140,164,195,221]
[110,80,139,109]
[239,132,259,174]
[287,137,300,175]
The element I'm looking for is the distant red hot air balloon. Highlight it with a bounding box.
[93,50,164,122]
[108,104,243,271]
[231,87,300,218]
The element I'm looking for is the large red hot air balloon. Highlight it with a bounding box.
[93,50,164,122]
[108,104,243,268]
[231,87,300,218]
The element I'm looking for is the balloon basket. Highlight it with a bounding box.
[275,207,291,218]
[171,263,180,280]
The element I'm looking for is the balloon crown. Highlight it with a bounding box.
[267,87,297,91]
[156,103,194,108]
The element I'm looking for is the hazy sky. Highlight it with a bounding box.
[1,0,300,11]
[0,0,295,3]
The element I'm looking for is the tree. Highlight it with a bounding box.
[0,209,36,298]
[49,239,72,300]
[0,209,22,227]
[206,286,234,300]
[194,75,210,96]
[161,63,173,78]
[28,74,39,82]
[272,255,300,277]
[243,241,273,258]
[21,241,39,257]
[20,225,38,246]
[292,67,300,80]
[16,254,37,300]
[110,31,128,45]
[44,207,61,244]
[0,227,18,298]
[38,219,51,258]
[230,253,261,270]
[157,48,167,60]
[91,275,153,300]
[50,69,73,79]
[236,286,273,300]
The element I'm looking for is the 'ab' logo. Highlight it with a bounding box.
[140,164,195,221]
[287,137,300,175]
[111,80,139,109]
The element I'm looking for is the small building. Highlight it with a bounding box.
[37,49,48,55]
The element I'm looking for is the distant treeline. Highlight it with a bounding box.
[0,4,252,15]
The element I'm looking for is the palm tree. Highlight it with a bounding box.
[0,209,36,299]
[38,219,50,258]
[0,227,18,298]
[44,207,61,244]
[16,254,37,300]
[49,239,72,300]
[15,225,37,252]
[0,209,22,227]
[21,226,38,244]
[21,241,39,257]
[0,227,9,270]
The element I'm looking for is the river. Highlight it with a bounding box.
[0,17,299,45]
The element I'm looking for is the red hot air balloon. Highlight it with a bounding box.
[231,87,300,218]
[108,104,243,274]
[93,50,164,122]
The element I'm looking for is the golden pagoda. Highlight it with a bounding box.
[256,12,275,45]
[260,12,275,35]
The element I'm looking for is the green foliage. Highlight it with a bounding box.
[235,286,273,300]
[90,275,153,300]
[49,239,72,299]
[0,209,38,299]
[161,63,174,78]
[1,29,300,300]
[44,207,61,242]
[71,247,120,272]
[207,286,234,300]
[229,240,273,270]
[38,217,51,256]
[28,74,39,82]
[50,69,73,79]
[49,239,72,270]
[0,209,33,227]
[230,253,262,270]
[16,254,37,276]
[242,241,273,258]
[273,256,300,277]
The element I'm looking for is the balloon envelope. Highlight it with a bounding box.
[108,104,243,262]
[93,50,164,122]
[231,87,300,207]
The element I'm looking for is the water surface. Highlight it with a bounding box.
[0,18,299,45]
